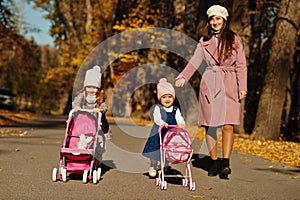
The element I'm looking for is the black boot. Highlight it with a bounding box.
[220,158,231,179]
[208,158,220,176]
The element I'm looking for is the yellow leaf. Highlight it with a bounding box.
[192,195,205,199]
[268,165,273,168]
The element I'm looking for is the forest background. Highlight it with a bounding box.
[0,0,299,143]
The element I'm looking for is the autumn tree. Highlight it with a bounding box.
[0,0,17,87]
[27,0,300,141]
[112,0,172,118]
[30,0,119,114]
[253,0,300,140]
[244,0,280,133]
[0,0,46,112]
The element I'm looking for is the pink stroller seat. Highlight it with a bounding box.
[156,125,195,191]
[66,111,98,149]
[52,110,104,184]
[161,127,192,164]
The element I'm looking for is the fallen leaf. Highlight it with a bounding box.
[192,195,205,199]
[288,176,299,179]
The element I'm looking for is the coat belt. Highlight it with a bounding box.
[206,65,236,72]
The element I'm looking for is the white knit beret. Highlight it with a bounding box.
[206,5,229,20]
[83,65,102,88]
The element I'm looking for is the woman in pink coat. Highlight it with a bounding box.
[175,5,247,179]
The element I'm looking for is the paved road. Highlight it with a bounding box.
[0,115,299,200]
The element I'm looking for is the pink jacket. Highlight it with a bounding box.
[180,35,247,126]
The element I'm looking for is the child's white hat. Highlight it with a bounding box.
[206,5,229,20]
[157,78,175,100]
[84,65,102,88]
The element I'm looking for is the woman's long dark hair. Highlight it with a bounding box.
[202,16,235,63]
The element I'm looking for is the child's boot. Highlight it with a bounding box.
[149,160,157,178]
[208,158,220,176]
[149,166,157,177]
[220,158,231,179]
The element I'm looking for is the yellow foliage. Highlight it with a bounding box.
[193,128,300,167]
[233,134,300,167]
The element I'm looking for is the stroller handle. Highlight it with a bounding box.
[158,124,178,135]
[77,109,102,118]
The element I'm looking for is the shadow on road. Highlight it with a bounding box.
[143,165,194,185]
[253,167,300,175]
[191,154,211,172]
[59,160,116,182]
[100,160,116,175]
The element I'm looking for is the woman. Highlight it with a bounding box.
[175,5,247,179]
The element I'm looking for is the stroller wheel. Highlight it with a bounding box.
[188,182,196,191]
[155,178,161,186]
[62,169,67,182]
[182,179,188,187]
[82,170,88,183]
[52,168,57,182]
[92,170,98,184]
[97,168,102,181]
[160,181,167,190]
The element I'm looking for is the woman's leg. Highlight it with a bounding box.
[222,124,234,158]
[205,126,218,159]
[205,126,220,176]
[220,124,234,178]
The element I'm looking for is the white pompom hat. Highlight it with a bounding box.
[206,5,229,20]
[157,78,175,100]
[83,65,102,88]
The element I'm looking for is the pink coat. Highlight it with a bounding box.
[180,35,247,126]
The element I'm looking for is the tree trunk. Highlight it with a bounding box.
[253,0,300,140]
[85,0,93,33]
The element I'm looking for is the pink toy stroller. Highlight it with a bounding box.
[155,125,195,191]
[52,110,105,184]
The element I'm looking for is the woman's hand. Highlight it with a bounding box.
[239,90,247,100]
[175,75,186,87]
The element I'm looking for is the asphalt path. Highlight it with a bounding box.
[0,115,299,200]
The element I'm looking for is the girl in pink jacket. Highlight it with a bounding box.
[175,5,247,179]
